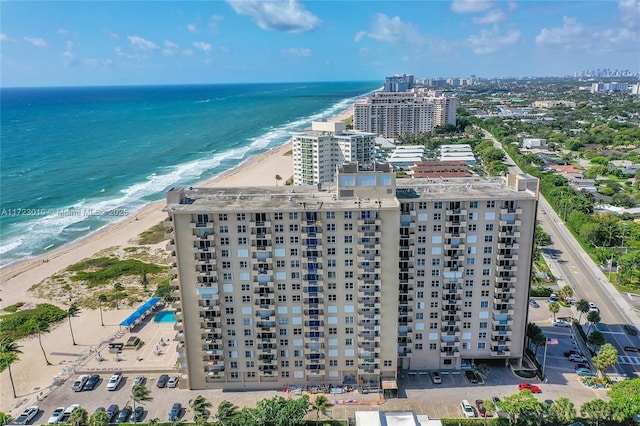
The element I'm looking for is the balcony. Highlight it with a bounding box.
[496,264,518,273]
[498,230,521,238]
[494,285,516,294]
[500,207,522,215]
[490,349,511,357]
[498,242,520,250]
[497,254,519,261]
[190,221,214,229]
[440,348,460,358]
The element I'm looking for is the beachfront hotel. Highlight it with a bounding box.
[353,90,458,138]
[164,163,538,390]
[291,121,376,186]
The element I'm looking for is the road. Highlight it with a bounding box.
[480,128,640,378]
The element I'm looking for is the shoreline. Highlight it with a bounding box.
[0,107,352,411]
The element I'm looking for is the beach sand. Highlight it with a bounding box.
[0,109,353,412]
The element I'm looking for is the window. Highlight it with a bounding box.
[344,247,353,254]
[434,202,442,209]
[429,312,438,319]
[222,261,231,269]
[242,296,251,303]
[430,258,440,266]
[344,211,352,219]
[279,329,288,336]
[238,237,247,245]
[414,343,423,350]
[344,235,353,244]
[484,235,493,242]
[469,201,478,208]
[481,290,490,297]
[344,282,354,290]
[344,259,354,267]
[329,360,338,367]
[486,201,495,208]
[345,360,354,366]
[468,224,477,231]
[327,271,337,279]
[290,236,299,244]
[241,284,250,291]
[417,247,426,255]
[327,247,336,255]
[430,291,438,298]
[344,271,354,278]
[432,224,442,232]
[275,236,284,244]
[327,236,336,244]
[345,338,354,345]
[483,258,492,265]
[274,212,283,220]
[344,223,353,231]
[345,294,353,301]
[326,223,336,231]
[433,213,442,221]
[463,322,471,329]
[274,224,284,232]
[429,322,438,329]
[289,212,298,220]
[292,295,301,302]
[415,313,424,319]
[326,212,335,219]
[479,322,488,329]
[465,279,474,287]
[345,316,354,323]
[480,301,489,308]
[289,224,299,232]
[328,294,337,302]
[329,327,337,335]
[384,360,393,367]
[220,237,230,246]
[485,224,494,231]
[482,279,490,286]
[463,312,472,318]
[482,268,491,276]
[290,248,298,256]
[218,213,227,221]
[226,318,235,326]
[483,246,493,254]
[478,332,487,339]
[466,258,475,265]
[223,273,233,280]
[464,301,472,308]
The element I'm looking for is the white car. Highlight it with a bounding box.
[106,372,123,391]
[167,375,180,388]
[461,400,475,418]
[569,354,588,363]
[552,319,571,327]
[47,408,65,424]
[13,406,39,425]
[72,374,89,392]
[589,303,599,312]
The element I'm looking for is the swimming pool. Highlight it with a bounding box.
[154,310,177,323]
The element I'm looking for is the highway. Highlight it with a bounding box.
[480,128,640,377]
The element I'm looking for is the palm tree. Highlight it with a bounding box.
[550,397,577,425]
[591,343,618,379]
[587,310,601,334]
[310,395,333,426]
[190,395,212,424]
[141,273,149,292]
[67,302,81,345]
[88,411,109,426]
[548,301,560,321]
[275,174,282,186]
[581,399,611,426]
[69,407,88,426]
[588,330,606,352]
[0,338,22,398]
[131,384,153,422]
[114,282,125,309]
[0,413,13,426]
[98,294,108,326]
[25,318,51,365]
[576,299,590,323]
[215,400,239,424]
[558,285,573,303]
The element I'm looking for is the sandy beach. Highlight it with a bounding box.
[0,109,353,412]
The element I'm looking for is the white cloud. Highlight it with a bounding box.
[107,32,119,40]
[58,28,69,35]
[163,40,180,56]
[84,58,113,68]
[355,13,425,44]
[472,9,505,25]
[226,0,320,33]
[24,37,48,48]
[618,0,640,29]
[281,47,311,57]
[187,24,199,33]
[127,35,159,51]
[0,33,8,41]
[209,14,224,33]
[535,17,586,49]
[193,41,212,53]
[451,0,495,14]
[467,25,521,54]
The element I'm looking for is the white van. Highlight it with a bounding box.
[460,400,475,418]
[72,375,89,392]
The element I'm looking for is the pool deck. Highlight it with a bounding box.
[75,308,179,375]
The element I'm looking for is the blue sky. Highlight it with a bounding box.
[1,0,639,87]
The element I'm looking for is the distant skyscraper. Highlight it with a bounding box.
[384,74,414,92]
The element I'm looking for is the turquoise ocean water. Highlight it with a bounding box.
[0,81,380,267]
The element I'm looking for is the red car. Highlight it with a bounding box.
[475,399,487,417]
[519,383,542,393]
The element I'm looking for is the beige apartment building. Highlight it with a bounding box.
[291,121,376,186]
[354,91,457,138]
[164,163,538,390]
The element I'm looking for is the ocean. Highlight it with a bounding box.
[0,81,380,267]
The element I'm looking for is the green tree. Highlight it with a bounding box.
[98,294,108,327]
[148,419,160,426]
[24,318,51,365]
[0,338,22,398]
[69,407,88,426]
[254,395,309,426]
[141,273,149,292]
[549,397,577,425]
[500,390,545,425]
[586,310,601,334]
[309,395,333,426]
[576,299,590,324]
[131,384,153,422]
[558,285,573,303]
[0,413,13,426]
[67,302,81,345]
[548,301,560,321]
[88,411,109,426]
[189,395,212,424]
[588,330,606,352]
[215,400,240,424]
[591,343,618,379]
[608,378,640,421]
[581,399,611,426]
[475,363,490,381]
[113,282,124,309]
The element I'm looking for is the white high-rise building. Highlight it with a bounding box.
[354,90,457,138]
[164,164,538,391]
[291,121,376,186]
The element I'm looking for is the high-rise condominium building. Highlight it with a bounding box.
[164,163,538,390]
[291,121,376,186]
[354,90,457,138]
[384,74,415,92]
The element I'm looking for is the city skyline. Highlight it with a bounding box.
[1,0,639,88]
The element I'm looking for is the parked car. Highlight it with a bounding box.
[72,375,89,392]
[106,404,119,423]
[156,374,169,388]
[564,350,582,357]
[430,371,442,384]
[475,400,487,417]
[529,299,539,308]
[106,372,123,391]
[116,407,131,423]
[132,375,146,386]
[465,370,480,384]
[132,407,144,423]
[576,368,597,377]
[460,400,475,418]
[93,408,105,415]
[168,403,182,422]
[624,324,638,336]
[83,374,100,391]
[548,294,558,302]
[47,408,65,425]
[552,319,571,327]
[167,375,180,388]
[13,406,39,425]
[519,383,542,393]
[588,302,599,312]
[569,354,588,363]
[58,405,80,424]
[491,396,508,418]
